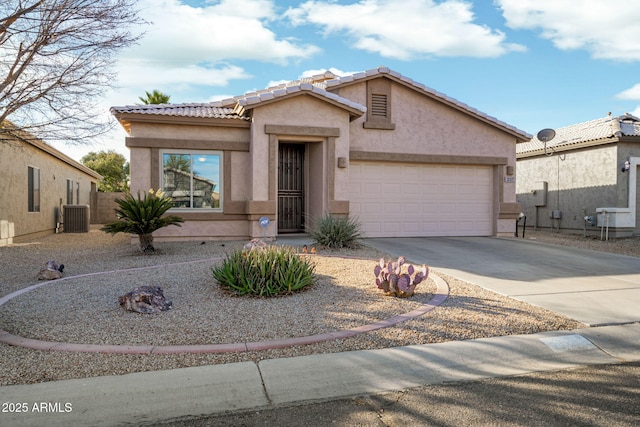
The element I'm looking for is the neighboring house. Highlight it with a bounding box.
[0,122,102,245]
[516,113,640,237]
[110,66,530,241]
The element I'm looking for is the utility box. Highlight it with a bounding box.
[64,205,90,233]
[550,210,562,219]
[532,181,548,207]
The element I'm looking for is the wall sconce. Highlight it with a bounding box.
[622,160,630,172]
[506,165,514,176]
[337,157,347,168]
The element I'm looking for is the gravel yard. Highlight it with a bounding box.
[2,226,634,386]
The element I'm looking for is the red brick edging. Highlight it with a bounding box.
[0,259,449,354]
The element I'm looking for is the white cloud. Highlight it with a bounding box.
[117,62,251,90]
[497,0,640,61]
[285,0,525,60]
[617,84,640,100]
[129,0,319,64]
[116,0,320,93]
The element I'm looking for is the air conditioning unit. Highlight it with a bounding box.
[64,205,90,233]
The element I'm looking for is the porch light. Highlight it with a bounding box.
[622,160,630,172]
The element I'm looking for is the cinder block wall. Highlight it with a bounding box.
[92,192,125,224]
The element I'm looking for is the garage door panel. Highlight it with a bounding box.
[350,162,493,237]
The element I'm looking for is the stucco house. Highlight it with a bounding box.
[0,122,102,245]
[516,113,640,238]
[110,67,530,241]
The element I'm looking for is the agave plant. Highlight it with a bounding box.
[374,256,429,298]
[101,189,184,253]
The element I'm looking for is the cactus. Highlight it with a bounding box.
[373,256,429,298]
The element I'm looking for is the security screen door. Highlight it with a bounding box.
[278,143,305,233]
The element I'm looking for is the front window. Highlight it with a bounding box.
[66,179,73,204]
[28,166,40,212]
[162,151,222,210]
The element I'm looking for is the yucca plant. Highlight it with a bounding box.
[101,189,184,253]
[211,246,316,297]
[309,213,363,249]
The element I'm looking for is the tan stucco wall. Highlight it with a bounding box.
[250,96,351,203]
[1,140,98,243]
[516,145,620,232]
[340,79,520,236]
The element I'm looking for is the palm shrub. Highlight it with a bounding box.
[211,246,316,297]
[309,213,363,249]
[101,189,184,253]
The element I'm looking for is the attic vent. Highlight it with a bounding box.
[371,94,388,117]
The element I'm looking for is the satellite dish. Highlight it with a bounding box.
[536,128,556,156]
[536,128,556,142]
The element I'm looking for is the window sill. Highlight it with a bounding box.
[363,121,396,130]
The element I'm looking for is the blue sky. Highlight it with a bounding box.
[52,0,640,161]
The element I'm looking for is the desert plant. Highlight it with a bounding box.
[309,214,362,249]
[211,246,316,297]
[101,189,184,253]
[374,256,429,298]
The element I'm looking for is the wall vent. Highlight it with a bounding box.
[64,205,90,233]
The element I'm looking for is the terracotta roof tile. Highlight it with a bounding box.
[517,113,640,156]
[110,103,247,120]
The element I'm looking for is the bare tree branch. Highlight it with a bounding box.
[0,0,146,143]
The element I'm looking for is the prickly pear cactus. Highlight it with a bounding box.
[374,256,429,297]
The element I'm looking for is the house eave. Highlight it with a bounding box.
[0,122,102,181]
[113,113,251,134]
[236,90,366,121]
[326,67,531,142]
[516,137,620,159]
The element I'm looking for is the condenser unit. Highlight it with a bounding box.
[63,205,90,233]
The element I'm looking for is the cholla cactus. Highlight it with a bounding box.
[374,256,429,298]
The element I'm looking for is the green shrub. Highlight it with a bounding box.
[211,246,316,297]
[309,214,362,249]
[101,189,183,253]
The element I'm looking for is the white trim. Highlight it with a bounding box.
[596,157,640,228]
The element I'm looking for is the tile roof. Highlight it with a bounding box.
[110,103,247,120]
[516,113,640,157]
[110,66,530,140]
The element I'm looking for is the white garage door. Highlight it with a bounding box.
[349,162,493,237]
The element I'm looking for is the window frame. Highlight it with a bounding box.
[28,166,40,212]
[66,179,74,204]
[160,149,223,212]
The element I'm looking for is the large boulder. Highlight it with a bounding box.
[36,260,64,280]
[119,286,172,313]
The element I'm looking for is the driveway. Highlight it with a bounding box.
[365,237,640,326]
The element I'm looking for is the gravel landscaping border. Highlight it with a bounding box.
[2,226,632,386]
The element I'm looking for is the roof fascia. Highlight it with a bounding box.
[114,113,251,134]
[1,128,102,180]
[235,91,365,121]
[516,137,619,159]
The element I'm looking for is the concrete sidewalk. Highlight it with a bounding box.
[1,323,639,427]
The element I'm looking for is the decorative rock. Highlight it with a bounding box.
[244,238,267,251]
[36,260,64,280]
[118,286,172,313]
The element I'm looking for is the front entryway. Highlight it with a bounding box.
[278,143,305,233]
